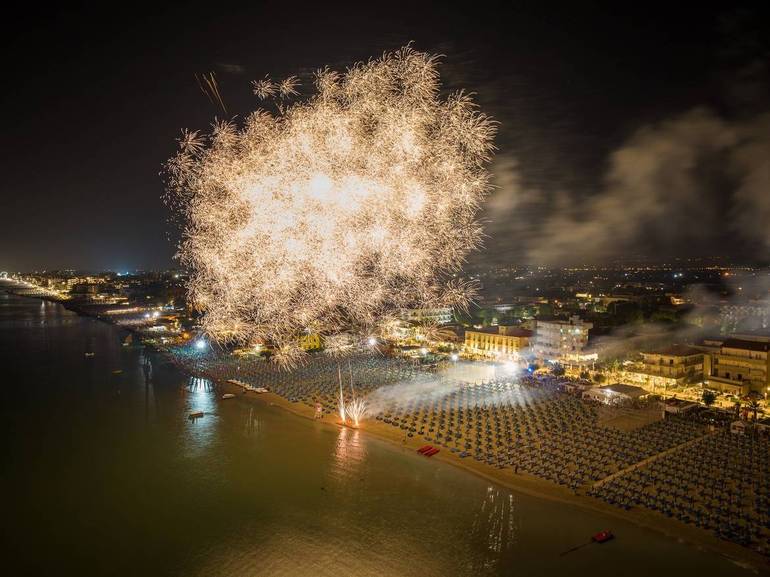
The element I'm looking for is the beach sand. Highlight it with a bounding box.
[216,380,770,574]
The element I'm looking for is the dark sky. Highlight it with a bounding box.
[1,2,768,271]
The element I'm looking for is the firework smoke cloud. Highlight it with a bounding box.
[166,47,496,367]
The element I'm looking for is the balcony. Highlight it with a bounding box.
[714,354,766,368]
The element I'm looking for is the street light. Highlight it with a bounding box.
[450,353,459,362]
[195,339,206,350]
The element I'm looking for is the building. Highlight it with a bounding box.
[464,326,532,359]
[704,337,770,396]
[298,332,323,351]
[398,307,453,326]
[533,315,594,365]
[582,383,649,405]
[639,345,704,383]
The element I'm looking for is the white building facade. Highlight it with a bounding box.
[533,315,594,365]
[398,307,453,325]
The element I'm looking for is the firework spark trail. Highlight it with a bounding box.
[196,71,227,114]
[167,46,496,367]
[345,396,368,427]
[338,365,346,422]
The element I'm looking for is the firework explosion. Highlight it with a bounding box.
[166,46,496,367]
[345,397,368,428]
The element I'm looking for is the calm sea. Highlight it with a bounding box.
[0,290,756,576]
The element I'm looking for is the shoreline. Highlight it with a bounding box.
[217,380,770,574]
[3,287,769,573]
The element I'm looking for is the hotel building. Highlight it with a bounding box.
[464,326,532,359]
[533,315,594,365]
[639,345,704,383]
[703,337,770,396]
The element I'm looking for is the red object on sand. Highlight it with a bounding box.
[417,445,432,454]
[592,530,614,543]
[424,448,440,457]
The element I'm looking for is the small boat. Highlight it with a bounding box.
[424,448,440,457]
[561,530,615,556]
[417,445,432,454]
[592,530,614,543]
[84,352,95,357]
[189,411,204,419]
[112,369,123,374]
[222,393,236,400]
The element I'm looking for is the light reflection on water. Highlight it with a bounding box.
[184,376,218,455]
[471,486,519,572]
[330,426,366,480]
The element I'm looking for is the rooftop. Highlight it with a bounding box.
[722,339,770,352]
[642,344,703,357]
[600,383,648,398]
[466,326,533,337]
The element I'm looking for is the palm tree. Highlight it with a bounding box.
[747,399,761,421]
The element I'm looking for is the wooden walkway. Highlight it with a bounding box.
[590,430,716,490]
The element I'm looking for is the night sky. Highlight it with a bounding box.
[2,2,768,271]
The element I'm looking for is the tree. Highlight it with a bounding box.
[579,370,590,380]
[453,307,475,327]
[593,373,606,383]
[552,363,565,377]
[702,389,717,407]
[477,308,497,327]
[537,303,554,317]
[748,399,761,421]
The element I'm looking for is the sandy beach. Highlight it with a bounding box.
[214,379,770,574]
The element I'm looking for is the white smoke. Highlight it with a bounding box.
[365,361,523,415]
[485,108,770,264]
